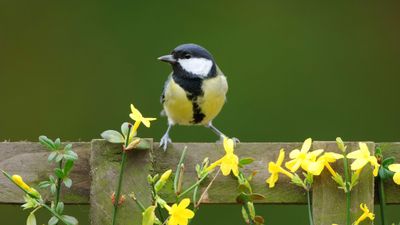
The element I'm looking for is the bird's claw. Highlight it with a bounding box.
[159,134,172,151]
[217,136,240,146]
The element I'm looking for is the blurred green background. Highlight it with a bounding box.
[1,1,399,224]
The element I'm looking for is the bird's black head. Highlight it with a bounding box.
[158,43,217,79]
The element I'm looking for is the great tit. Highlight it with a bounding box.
[158,43,231,150]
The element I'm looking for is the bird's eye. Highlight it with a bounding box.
[184,54,191,59]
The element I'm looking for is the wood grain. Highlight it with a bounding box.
[0,142,90,204]
[312,142,374,225]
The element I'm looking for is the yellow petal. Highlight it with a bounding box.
[276,149,285,166]
[306,161,325,176]
[130,104,143,120]
[181,209,195,219]
[168,217,178,225]
[350,158,368,171]
[221,163,232,176]
[346,150,364,159]
[223,138,234,154]
[266,173,278,188]
[178,198,191,209]
[301,138,312,153]
[285,159,301,172]
[308,149,324,159]
[359,142,369,154]
[393,172,400,185]
[231,166,239,177]
[289,149,300,159]
[388,164,400,173]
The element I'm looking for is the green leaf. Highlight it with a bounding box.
[121,122,130,139]
[48,152,57,162]
[63,178,72,188]
[64,144,72,152]
[379,167,394,180]
[254,215,265,225]
[56,202,64,214]
[55,168,64,179]
[101,130,125,143]
[63,160,74,175]
[48,216,59,225]
[64,151,78,161]
[54,138,61,150]
[55,154,64,162]
[61,215,78,225]
[241,206,249,224]
[383,157,396,167]
[142,206,156,225]
[39,136,55,151]
[236,192,250,204]
[50,184,57,194]
[26,213,36,225]
[38,181,51,189]
[249,193,265,201]
[239,157,254,166]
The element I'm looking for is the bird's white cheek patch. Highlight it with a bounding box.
[178,58,213,77]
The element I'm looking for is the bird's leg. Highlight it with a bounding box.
[159,124,172,151]
[206,122,240,143]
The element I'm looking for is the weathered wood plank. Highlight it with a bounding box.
[90,139,153,225]
[0,142,90,204]
[312,142,374,225]
[0,141,399,206]
[152,142,308,204]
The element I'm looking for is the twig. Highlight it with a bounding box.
[195,169,220,208]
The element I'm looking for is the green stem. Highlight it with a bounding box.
[379,177,387,225]
[174,146,187,194]
[192,185,199,208]
[55,160,63,208]
[42,203,70,225]
[343,154,351,225]
[131,196,146,212]
[177,173,209,199]
[306,189,314,225]
[152,183,165,222]
[111,125,131,225]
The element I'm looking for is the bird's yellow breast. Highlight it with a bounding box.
[163,75,228,125]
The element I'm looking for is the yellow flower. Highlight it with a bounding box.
[266,149,294,188]
[129,104,156,132]
[353,203,374,225]
[165,198,195,225]
[206,138,239,177]
[306,152,344,176]
[388,164,400,185]
[285,138,324,172]
[11,175,40,198]
[347,142,379,176]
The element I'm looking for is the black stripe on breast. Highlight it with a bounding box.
[172,75,206,124]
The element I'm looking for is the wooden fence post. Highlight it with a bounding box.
[90,139,153,225]
[312,142,375,225]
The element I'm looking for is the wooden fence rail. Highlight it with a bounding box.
[0,140,399,225]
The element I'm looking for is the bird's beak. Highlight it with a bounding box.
[158,54,177,63]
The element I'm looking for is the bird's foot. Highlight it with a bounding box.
[159,133,172,151]
[217,136,240,146]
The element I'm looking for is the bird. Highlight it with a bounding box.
[158,43,232,151]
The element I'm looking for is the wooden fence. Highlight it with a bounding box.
[0,140,399,225]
